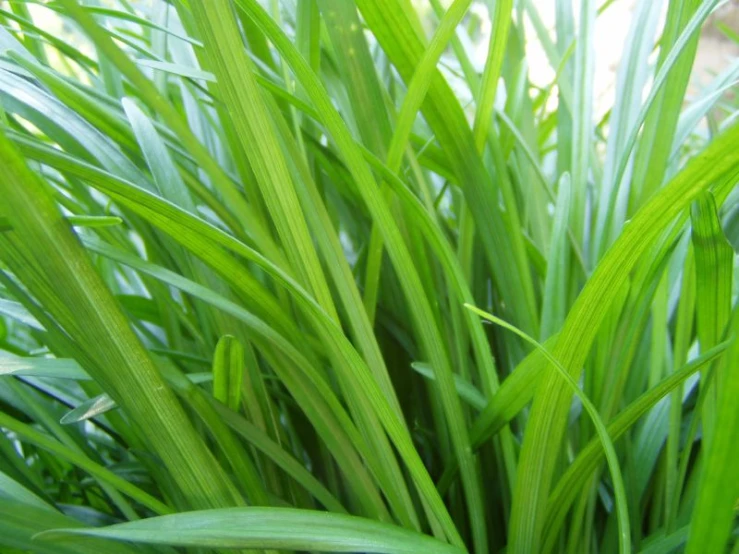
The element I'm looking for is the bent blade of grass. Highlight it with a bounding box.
[507,120,739,553]
[691,192,733,445]
[685,296,739,553]
[436,336,557,498]
[541,340,730,550]
[465,304,631,554]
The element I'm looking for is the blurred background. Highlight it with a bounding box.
[13,0,739,122]
[413,0,739,119]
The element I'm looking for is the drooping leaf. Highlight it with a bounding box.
[39,508,464,554]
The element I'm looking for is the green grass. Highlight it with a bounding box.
[0,0,738,552]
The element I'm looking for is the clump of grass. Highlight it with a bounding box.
[0,0,737,553]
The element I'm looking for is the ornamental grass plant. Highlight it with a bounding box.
[0,0,738,553]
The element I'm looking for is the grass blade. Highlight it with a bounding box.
[39,507,465,554]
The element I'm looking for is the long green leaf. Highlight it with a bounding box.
[39,507,465,554]
[691,192,733,445]
[685,308,739,552]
